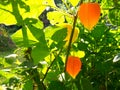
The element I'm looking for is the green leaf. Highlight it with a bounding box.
[51,28,67,42]
[19,0,46,19]
[69,0,79,6]
[0,0,46,24]
[44,26,64,39]
[91,24,107,40]
[0,2,16,24]
[48,81,66,90]
[31,43,49,65]
[46,71,59,81]
[80,78,93,90]
[23,79,33,90]
[42,0,56,7]
[78,43,88,51]
[25,18,45,42]
[47,11,65,25]
[101,0,114,8]
[11,29,38,47]
[109,8,120,26]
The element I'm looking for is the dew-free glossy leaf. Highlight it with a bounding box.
[66,56,82,78]
[78,3,100,30]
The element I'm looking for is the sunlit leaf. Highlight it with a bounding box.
[26,19,45,42]
[47,11,65,25]
[71,50,85,58]
[66,56,82,79]
[0,0,46,24]
[69,0,80,6]
[11,29,38,46]
[101,0,114,8]
[44,26,63,39]
[78,3,101,30]
[42,0,56,7]
[63,24,79,46]
[0,2,16,24]
[19,0,46,19]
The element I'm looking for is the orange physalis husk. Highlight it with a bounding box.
[78,3,101,30]
[66,56,82,79]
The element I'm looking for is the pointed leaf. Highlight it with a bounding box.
[66,56,82,79]
[78,3,101,30]
[69,0,80,6]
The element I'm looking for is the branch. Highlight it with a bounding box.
[65,14,78,71]
[42,48,63,82]
[0,7,12,14]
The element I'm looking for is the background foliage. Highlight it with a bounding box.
[0,0,120,90]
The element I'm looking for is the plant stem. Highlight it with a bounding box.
[64,0,83,71]
[25,47,46,90]
[42,48,63,82]
[65,14,78,71]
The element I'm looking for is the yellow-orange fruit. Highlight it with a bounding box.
[78,3,100,30]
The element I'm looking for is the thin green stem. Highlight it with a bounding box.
[62,0,69,10]
[0,8,12,14]
[42,48,63,82]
